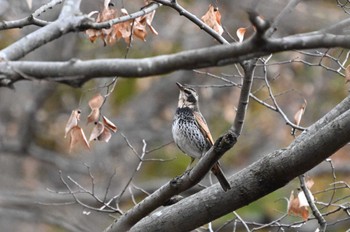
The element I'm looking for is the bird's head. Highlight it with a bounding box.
[176,82,199,109]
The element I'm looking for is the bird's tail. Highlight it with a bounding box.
[211,162,231,192]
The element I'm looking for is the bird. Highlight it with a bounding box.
[172,82,231,191]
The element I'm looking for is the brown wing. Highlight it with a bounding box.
[194,111,214,146]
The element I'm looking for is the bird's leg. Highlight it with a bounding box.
[185,157,195,171]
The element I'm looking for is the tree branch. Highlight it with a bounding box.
[2,31,350,87]
[298,175,327,231]
[154,0,229,44]
[231,60,256,135]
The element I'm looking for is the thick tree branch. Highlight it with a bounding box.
[1,31,350,87]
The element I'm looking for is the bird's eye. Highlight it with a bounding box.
[184,89,192,95]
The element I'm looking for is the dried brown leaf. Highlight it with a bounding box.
[201,4,224,35]
[113,8,132,44]
[98,127,112,142]
[89,122,104,142]
[294,101,307,126]
[288,188,312,221]
[87,108,100,125]
[65,109,81,138]
[143,10,158,35]
[288,190,300,215]
[236,27,246,43]
[102,115,118,132]
[89,93,104,109]
[69,126,90,153]
[85,3,118,45]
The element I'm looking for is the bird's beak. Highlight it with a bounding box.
[176,82,184,91]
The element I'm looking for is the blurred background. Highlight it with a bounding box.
[1,0,350,231]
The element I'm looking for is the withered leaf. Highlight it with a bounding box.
[98,127,112,142]
[201,4,224,35]
[89,122,104,142]
[287,179,314,221]
[65,109,81,138]
[236,27,246,43]
[288,190,309,220]
[89,93,104,110]
[86,1,117,45]
[102,115,118,132]
[87,108,100,125]
[69,126,90,153]
[294,100,307,126]
[113,8,132,44]
[86,2,158,46]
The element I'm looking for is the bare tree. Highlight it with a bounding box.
[1,0,350,231]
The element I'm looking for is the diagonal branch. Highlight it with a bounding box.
[298,175,327,231]
[154,0,229,44]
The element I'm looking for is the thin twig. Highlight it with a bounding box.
[233,211,251,232]
[154,0,229,45]
[298,175,327,231]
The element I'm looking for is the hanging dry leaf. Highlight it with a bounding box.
[294,107,304,126]
[89,122,105,142]
[133,10,158,42]
[236,27,246,43]
[98,127,112,142]
[86,1,158,46]
[89,93,105,109]
[141,9,158,35]
[133,17,147,42]
[201,4,224,35]
[85,1,118,45]
[288,189,309,220]
[113,8,132,44]
[288,180,314,221]
[345,64,350,83]
[87,108,100,124]
[87,94,104,124]
[299,179,315,207]
[69,126,90,153]
[102,115,118,132]
[294,100,307,126]
[65,109,81,138]
[288,190,301,215]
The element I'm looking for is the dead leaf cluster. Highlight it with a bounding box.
[64,93,118,153]
[86,0,158,46]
